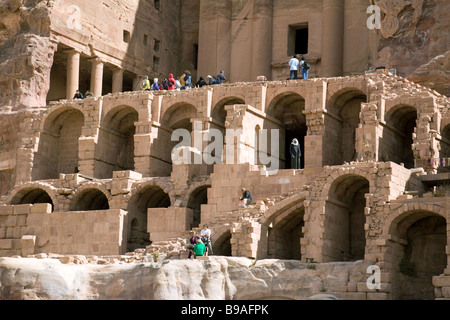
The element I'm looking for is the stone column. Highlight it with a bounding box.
[65,49,80,100]
[112,67,124,94]
[132,75,141,92]
[198,0,231,80]
[321,0,344,77]
[251,0,273,80]
[90,58,104,97]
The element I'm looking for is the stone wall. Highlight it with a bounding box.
[0,203,127,256]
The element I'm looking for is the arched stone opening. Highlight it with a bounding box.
[158,102,198,171]
[326,89,367,165]
[266,92,306,169]
[323,174,369,262]
[33,108,84,180]
[388,211,446,300]
[267,206,304,260]
[211,97,245,163]
[96,106,138,178]
[127,185,171,252]
[213,229,232,256]
[70,188,110,211]
[186,185,210,229]
[380,105,417,168]
[10,188,54,211]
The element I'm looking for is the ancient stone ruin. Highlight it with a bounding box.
[0,0,449,300]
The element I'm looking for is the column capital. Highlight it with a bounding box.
[89,56,103,64]
[63,48,81,54]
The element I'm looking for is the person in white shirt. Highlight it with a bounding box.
[289,55,300,80]
[200,224,213,255]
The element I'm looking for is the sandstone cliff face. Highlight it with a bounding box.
[0,256,373,300]
[407,50,450,96]
[373,0,449,84]
[0,0,56,110]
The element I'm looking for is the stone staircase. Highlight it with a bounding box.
[142,189,302,260]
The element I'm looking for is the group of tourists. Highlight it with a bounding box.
[186,187,255,259]
[73,89,94,99]
[141,70,227,92]
[289,55,310,80]
[187,224,214,259]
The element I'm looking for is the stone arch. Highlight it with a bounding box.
[8,182,58,212]
[96,105,139,178]
[385,208,447,300]
[126,181,172,252]
[69,183,111,211]
[32,106,85,180]
[259,192,308,260]
[322,173,370,262]
[317,167,374,198]
[265,91,306,169]
[380,104,417,168]
[213,228,232,257]
[161,102,198,130]
[186,184,210,229]
[212,96,245,124]
[157,102,198,172]
[325,88,367,165]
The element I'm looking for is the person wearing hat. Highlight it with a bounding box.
[290,138,301,169]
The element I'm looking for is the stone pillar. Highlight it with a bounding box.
[90,58,104,97]
[251,0,273,81]
[65,49,80,100]
[132,75,141,92]
[112,67,124,94]
[303,110,325,167]
[321,0,344,77]
[198,0,231,80]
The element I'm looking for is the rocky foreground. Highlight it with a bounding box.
[0,254,374,300]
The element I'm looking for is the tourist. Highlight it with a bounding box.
[184,70,193,89]
[193,238,206,258]
[187,231,198,259]
[289,55,300,80]
[207,75,216,85]
[168,73,176,90]
[141,75,151,91]
[84,90,94,98]
[239,187,252,208]
[290,138,301,169]
[152,78,160,91]
[179,72,186,87]
[162,78,168,90]
[301,57,309,79]
[216,70,226,84]
[175,79,182,90]
[200,224,213,255]
[196,76,207,88]
[73,90,83,99]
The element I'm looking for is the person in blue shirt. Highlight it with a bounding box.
[151,78,160,91]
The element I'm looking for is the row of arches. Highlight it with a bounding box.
[253,173,447,300]
[9,183,209,253]
[8,173,447,299]
[33,87,450,181]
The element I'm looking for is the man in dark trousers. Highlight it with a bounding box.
[290,138,301,169]
[239,187,253,208]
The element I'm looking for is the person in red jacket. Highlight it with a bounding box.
[168,73,176,90]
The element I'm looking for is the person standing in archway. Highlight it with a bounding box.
[290,138,301,169]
